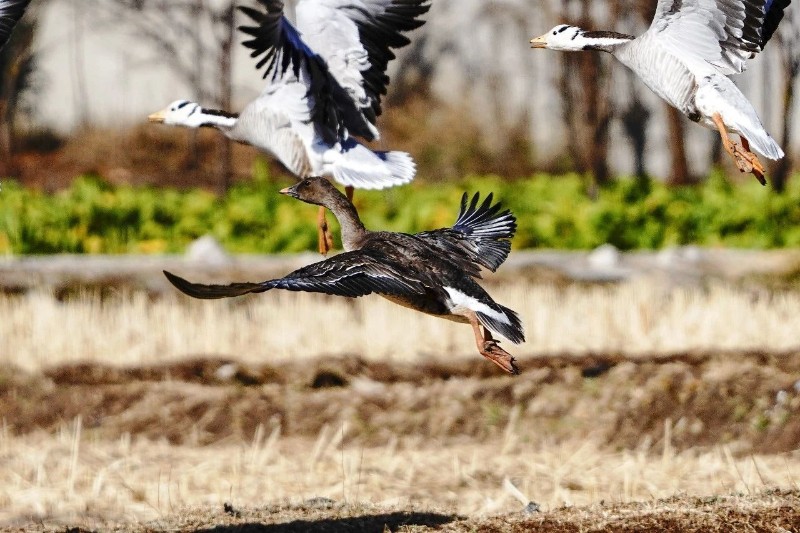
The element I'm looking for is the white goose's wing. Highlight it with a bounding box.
[238,0,375,144]
[236,80,317,178]
[649,0,791,74]
[295,0,430,131]
[0,0,31,51]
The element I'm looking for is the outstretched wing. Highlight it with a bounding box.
[417,192,517,277]
[296,0,431,128]
[163,249,426,301]
[0,0,30,51]
[650,0,792,74]
[236,81,316,178]
[238,0,376,144]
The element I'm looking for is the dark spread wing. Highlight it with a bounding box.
[163,250,426,301]
[651,0,792,74]
[238,0,376,144]
[164,270,267,299]
[416,192,517,277]
[296,0,431,125]
[761,0,792,47]
[0,0,30,51]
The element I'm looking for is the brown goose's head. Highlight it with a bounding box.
[280,177,345,207]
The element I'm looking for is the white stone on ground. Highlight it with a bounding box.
[186,235,231,266]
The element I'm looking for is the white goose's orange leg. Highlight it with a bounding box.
[468,313,519,375]
[740,138,767,186]
[712,113,753,174]
[317,206,334,255]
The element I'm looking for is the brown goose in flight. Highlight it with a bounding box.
[165,177,525,375]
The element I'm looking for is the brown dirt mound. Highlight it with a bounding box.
[2,350,799,454]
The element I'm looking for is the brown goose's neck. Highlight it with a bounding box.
[323,193,368,251]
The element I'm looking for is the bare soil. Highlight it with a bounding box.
[2,351,800,531]
[2,350,799,455]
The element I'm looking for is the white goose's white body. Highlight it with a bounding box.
[227,80,415,190]
[531,0,792,179]
[615,32,784,159]
[150,0,429,191]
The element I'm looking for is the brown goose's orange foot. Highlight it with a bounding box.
[480,340,519,375]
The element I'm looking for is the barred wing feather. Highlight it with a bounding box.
[651,0,791,74]
[417,192,517,276]
[164,250,426,301]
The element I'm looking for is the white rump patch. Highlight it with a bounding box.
[443,286,510,325]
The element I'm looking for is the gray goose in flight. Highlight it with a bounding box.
[164,177,525,375]
[149,0,430,253]
[0,0,31,51]
[531,0,791,185]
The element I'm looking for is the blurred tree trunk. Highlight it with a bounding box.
[80,0,238,193]
[620,79,651,180]
[71,4,90,130]
[0,77,13,172]
[634,0,691,185]
[558,0,617,194]
[583,52,611,187]
[216,5,236,194]
[773,71,795,193]
[665,105,692,185]
[187,0,206,174]
[0,8,37,175]
[774,12,799,193]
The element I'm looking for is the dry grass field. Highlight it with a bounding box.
[3,281,800,371]
[2,278,800,531]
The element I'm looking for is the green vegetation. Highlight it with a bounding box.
[1,171,799,254]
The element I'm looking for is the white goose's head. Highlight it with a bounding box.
[530,25,584,51]
[531,25,633,52]
[148,100,204,127]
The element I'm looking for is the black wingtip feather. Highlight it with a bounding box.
[163,270,268,300]
[453,192,517,242]
[349,0,431,122]
[477,304,525,345]
[761,0,792,48]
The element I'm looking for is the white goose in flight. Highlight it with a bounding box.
[150,0,429,252]
[0,0,31,51]
[531,0,792,185]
